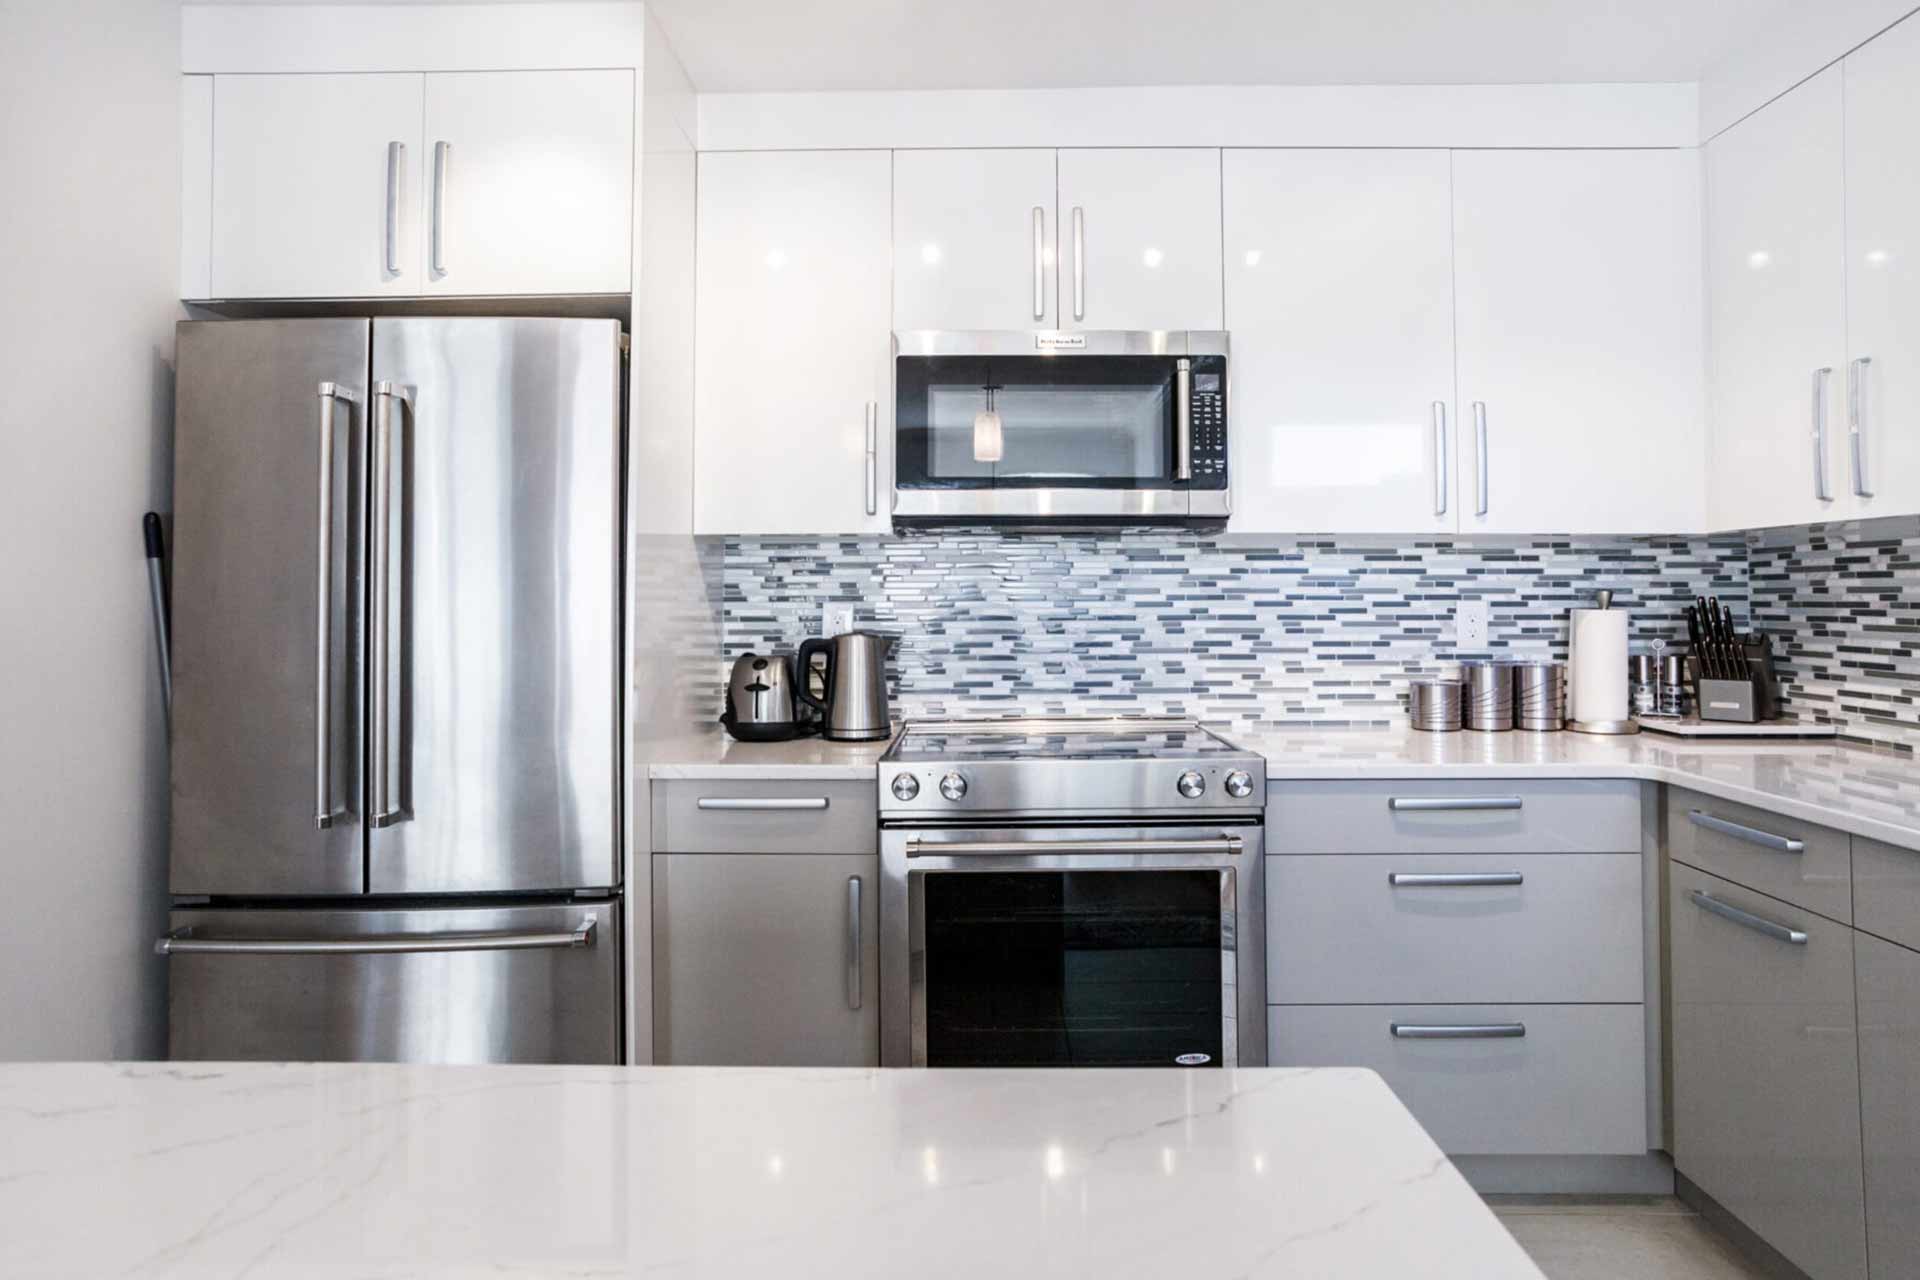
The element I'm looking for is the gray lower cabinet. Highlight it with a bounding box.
[653,853,879,1066]
[1669,861,1867,1280]
[1856,931,1920,1280]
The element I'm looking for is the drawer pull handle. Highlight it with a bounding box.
[1689,890,1808,945]
[1387,796,1523,812]
[156,915,595,956]
[696,798,829,811]
[1390,1023,1526,1040]
[1388,872,1523,887]
[1687,810,1805,854]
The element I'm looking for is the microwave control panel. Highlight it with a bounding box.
[1189,363,1228,489]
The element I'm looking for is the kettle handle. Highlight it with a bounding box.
[795,637,832,718]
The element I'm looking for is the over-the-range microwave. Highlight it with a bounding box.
[891,330,1228,531]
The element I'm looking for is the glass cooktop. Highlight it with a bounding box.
[888,717,1250,763]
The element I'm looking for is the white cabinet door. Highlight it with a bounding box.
[1454,149,1706,534]
[894,149,1057,331]
[1223,150,1456,534]
[694,150,892,535]
[1706,67,1848,531]
[421,71,633,296]
[1844,23,1920,520]
[210,73,424,298]
[1057,148,1223,331]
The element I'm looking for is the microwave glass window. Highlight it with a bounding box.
[926,382,1170,482]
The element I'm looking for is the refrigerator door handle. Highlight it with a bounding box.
[156,915,597,956]
[314,381,355,831]
[370,380,410,828]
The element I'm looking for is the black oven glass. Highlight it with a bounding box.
[922,870,1224,1068]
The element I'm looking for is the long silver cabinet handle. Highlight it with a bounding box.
[1388,796,1523,812]
[1174,357,1193,482]
[369,381,409,828]
[383,141,404,276]
[1813,366,1833,501]
[1472,401,1489,516]
[430,141,450,277]
[864,401,878,516]
[1031,206,1046,321]
[907,835,1242,858]
[1391,1023,1525,1040]
[1431,401,1448,516]
[846,876,863,1011]
[696,797,829,811]
[313,382,355,831]
[1687,809,1804,853]
[1850,356,1874,498]
[1071,205,1085,321]
[1690,890,1808,945]
[1388,872,1523,887]
[157,916,595,957]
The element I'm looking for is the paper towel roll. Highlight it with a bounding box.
[1568,607,1629,725]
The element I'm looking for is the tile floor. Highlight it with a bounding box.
[1485,1196,1771,1280]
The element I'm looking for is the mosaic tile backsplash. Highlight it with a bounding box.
[718,532,1750,731]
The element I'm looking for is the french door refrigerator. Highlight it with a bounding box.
[159,317,624,1064]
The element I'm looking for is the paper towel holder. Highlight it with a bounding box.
[1567,588,1641,736]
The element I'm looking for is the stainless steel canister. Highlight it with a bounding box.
[1514,662,1566,731]
[1658,653,1690,718]
[1628,654,1659,717]
[1463,661,1515,732]
[1410,679,1465,732]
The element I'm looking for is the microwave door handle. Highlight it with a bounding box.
[1174,358,1193,482]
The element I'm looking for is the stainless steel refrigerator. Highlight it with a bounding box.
[158,317,624,1064]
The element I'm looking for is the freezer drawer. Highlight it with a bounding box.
[163,900,620,1064]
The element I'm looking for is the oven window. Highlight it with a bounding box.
[922,870,1225,1068]
[897,356,1175,489]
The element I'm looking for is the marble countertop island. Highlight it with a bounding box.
[0,1062,1541,1279]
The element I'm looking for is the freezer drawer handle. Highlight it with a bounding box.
[1687,809,1804,854]
[314,381,355,831]
[695,797,829,811]
[155,914,597,956]
[905,835,1242,858]
[1390,1023,1526,1040]
[1388,872,1524,887]
[1387,796,1523,812]
[1688,891,1808,945]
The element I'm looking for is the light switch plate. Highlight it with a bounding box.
[1456,599,1490,648]
[825,605,856,637]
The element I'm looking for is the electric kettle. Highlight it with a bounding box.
[720,652,809,742]
[796,631,893,742]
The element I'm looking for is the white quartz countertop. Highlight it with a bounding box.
[0,1062,1539,1279]
[645,730,894,779]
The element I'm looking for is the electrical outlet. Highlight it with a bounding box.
[825,605,857,637]
[1456,599,1490,649]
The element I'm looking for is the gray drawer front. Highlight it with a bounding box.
[1669,862,1866,1280]
[652,779,877,854]
[1857,931,1920,1280]
[1854,836,1920,951]
[1666,787,1850,922]
[1269,1002,1646,1156]
[1268,779,1640,854]
[1267,853,1642,1004]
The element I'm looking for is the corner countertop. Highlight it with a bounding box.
[0,1062,1540,1279]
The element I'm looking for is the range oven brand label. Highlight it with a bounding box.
[1174,1052,1212,1066]
[1035,333,1087,350]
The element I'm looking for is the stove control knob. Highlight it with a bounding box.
[1224,770,1254,799]
[1177,770,1206,799]
[891,773,920,801]
[939,772,969,802]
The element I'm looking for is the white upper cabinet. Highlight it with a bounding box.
[1844,19,1920,520]
[1057,148,1223,331]
[1706,68,1848,532]
[420,70,634,296]
[893,149,1057,331]
[1223,149,1457,534]
[209,73,424,298]
[694,150,893,535]
[1454,149,1706,535]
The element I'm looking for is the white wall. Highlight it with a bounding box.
[0,0,181,1059]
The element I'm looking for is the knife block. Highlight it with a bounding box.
[1688,636,1781,723]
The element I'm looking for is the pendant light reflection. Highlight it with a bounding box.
[973,383,1004,463]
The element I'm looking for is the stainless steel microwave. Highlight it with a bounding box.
[891,330,1229,530]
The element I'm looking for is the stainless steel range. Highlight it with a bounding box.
[878,717,1266,1069]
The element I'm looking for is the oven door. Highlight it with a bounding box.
[891,331,1228,525]
[880,823,1265,1068]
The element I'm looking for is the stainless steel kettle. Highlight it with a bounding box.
[720,652,808,742]
[797,632,893,742]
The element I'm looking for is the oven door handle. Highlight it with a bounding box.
[904,835,1243,858]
